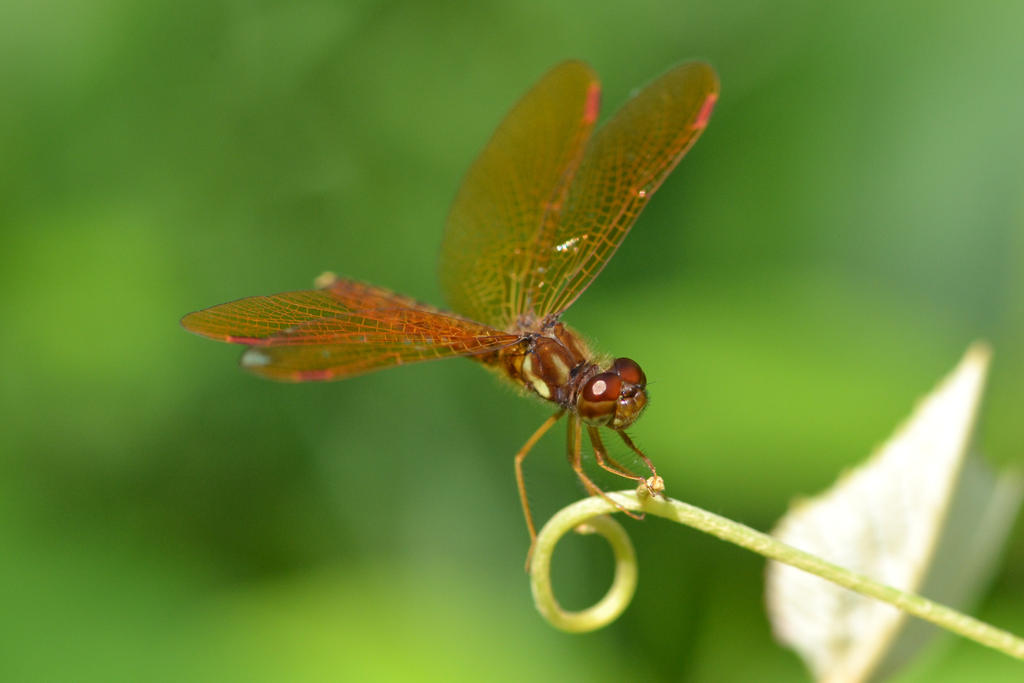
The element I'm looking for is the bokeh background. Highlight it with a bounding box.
[3,0,1023,680]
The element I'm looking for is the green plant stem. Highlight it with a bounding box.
[529,490,1024,660]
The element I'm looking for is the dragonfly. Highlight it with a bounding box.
[182,61,719,554]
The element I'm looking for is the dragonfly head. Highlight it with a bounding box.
[577,357,648,429]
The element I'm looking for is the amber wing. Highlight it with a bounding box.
[439,60,600,329]
[531,62,718,316]
[181,278,520,381]
[440,61,718,327]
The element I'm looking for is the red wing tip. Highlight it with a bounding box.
[182,324,269,346]
[294,369,334,381]
[181,316,229,342]
[181,312,275,345]
[693,92,718,130]
[583,83,602,124]
[226,335,272,345]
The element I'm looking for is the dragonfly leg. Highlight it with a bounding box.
[617,430,664,496]
[587,425,646,483]
[516,409,565,568]
[569,416,644,521]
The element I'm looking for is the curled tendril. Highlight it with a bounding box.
[528,490,1024,661]
[529,489,663,633]
[529,511,637,633]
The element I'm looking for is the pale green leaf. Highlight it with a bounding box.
[766,344,1024,682]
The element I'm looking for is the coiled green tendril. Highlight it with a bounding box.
[529,489,1024,661]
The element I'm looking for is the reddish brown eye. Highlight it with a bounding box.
[613,357,646,386]
[584,372,621,401]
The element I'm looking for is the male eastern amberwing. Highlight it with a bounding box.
[182,61,718,552]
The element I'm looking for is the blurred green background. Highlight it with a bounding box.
[3,0,1023,680]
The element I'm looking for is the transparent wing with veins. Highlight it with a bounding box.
[439,61,718,328]
[181,278,520,381]
[531,62,719,317]
[439,61,600,329]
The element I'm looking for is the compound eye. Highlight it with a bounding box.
[612,357,646,386]
[583,373,622,402]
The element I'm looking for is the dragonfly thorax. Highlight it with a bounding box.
[513,322,590,406]
[498,321,649,431]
